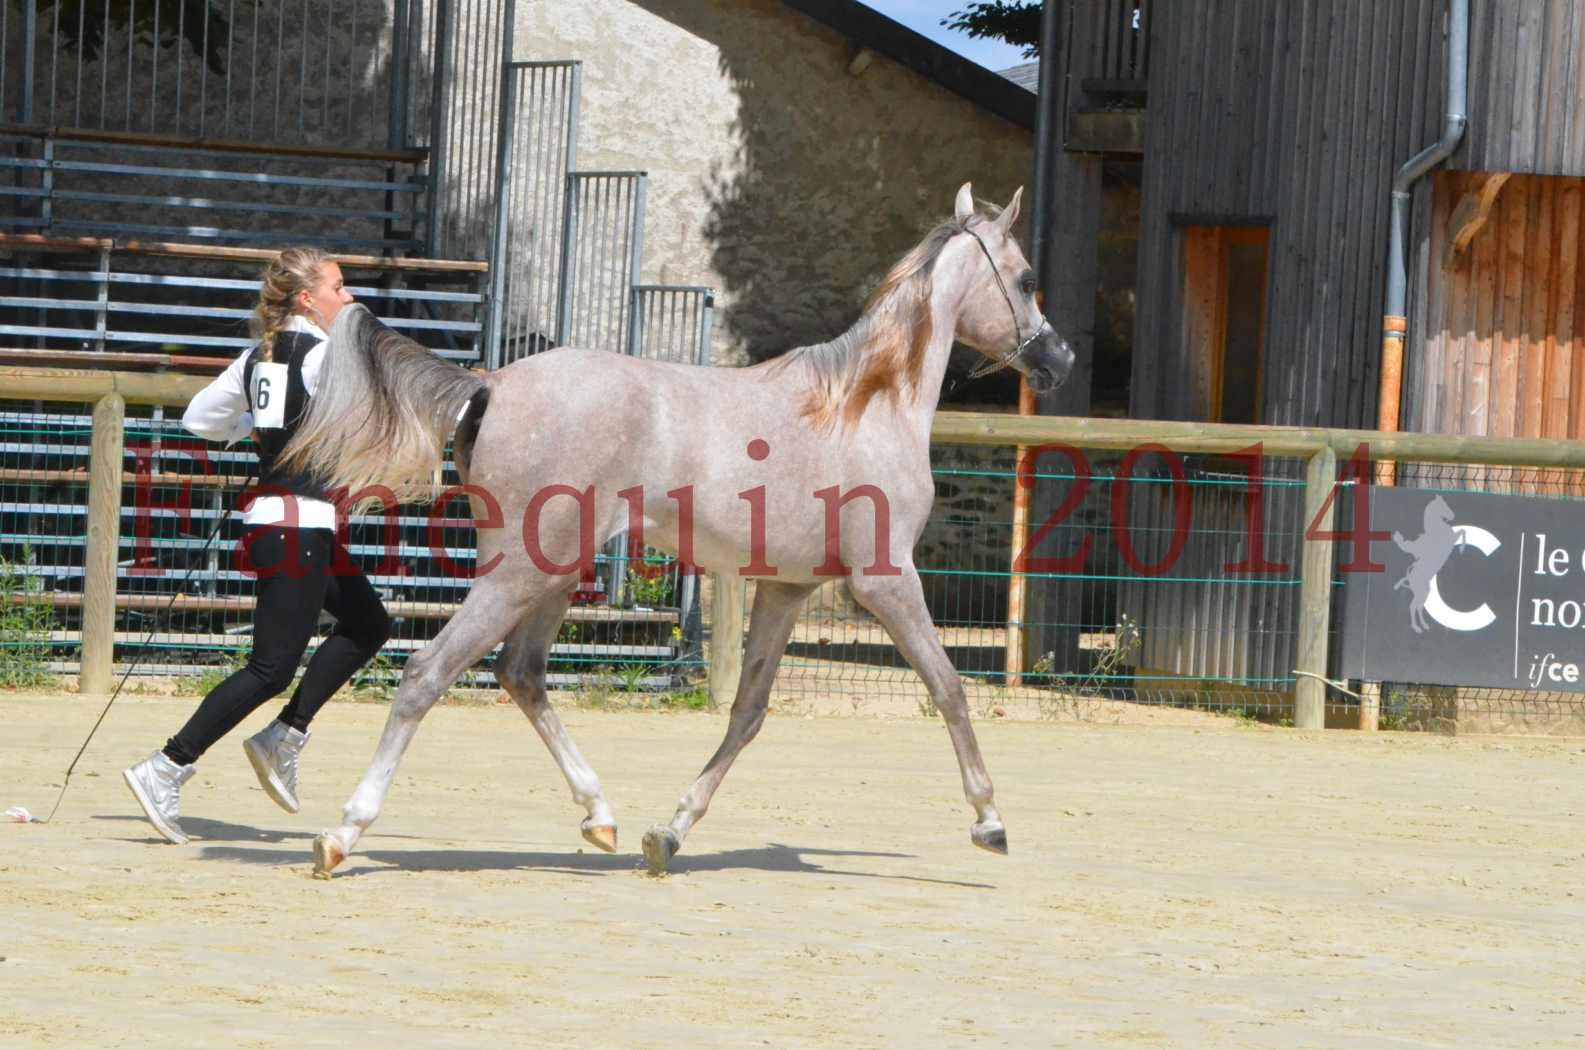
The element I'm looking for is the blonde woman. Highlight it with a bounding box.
[123,248,391,844]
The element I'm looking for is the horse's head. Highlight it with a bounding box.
[949,183,1075,394]
[1426,495,1455,528]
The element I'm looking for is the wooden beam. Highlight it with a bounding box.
[1358,681,1381,732]
[1078,78,1149,97]
[1065,112,1146,155]
[930,410,1585,468]
[1005,379,1035,687]
[1295,446,1337,730]
[0,468,253,488]
[111,371,209,405]
[0,348,180,371]
[0,233,113,253]
[80,392,125,695]
[1444,171,1512,267]
[26,591,678,625]
[0,366,114,400]
[7,368,1585,471]
[0,348,228,373]
[0,366,205,404]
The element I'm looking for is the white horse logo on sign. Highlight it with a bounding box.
[1392,495,1498,634]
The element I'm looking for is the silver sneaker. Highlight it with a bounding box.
[123,751,196,845]
[243,720,308,814]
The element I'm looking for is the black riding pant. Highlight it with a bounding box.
[163,526,391,767]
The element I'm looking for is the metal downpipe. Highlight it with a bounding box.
[1379,0,1469,464]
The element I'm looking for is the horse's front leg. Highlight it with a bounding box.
[641,579,815,874]
[313,584,528,877]
[849,565,1007,854]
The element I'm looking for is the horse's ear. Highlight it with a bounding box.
[954,183,975,222]
[998,187,1024,232]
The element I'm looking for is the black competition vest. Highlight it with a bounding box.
[242,330,331,501]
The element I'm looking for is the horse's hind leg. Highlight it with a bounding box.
[496,591,619,852]
[312,581,531,877]
[642,579,815,875]
[848,565,1007,855]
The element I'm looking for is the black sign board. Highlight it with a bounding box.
[1338,486,1585,692]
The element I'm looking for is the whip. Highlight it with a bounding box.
[20,467,257,825]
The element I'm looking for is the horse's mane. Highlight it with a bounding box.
[776,203,1001,430]
[274,305,487,505]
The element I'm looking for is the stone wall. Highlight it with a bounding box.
[511,0,1035,366]
[507,0,1036,625]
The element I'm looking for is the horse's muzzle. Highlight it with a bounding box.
[1025,335,1075,394]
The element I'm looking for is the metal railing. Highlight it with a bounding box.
[0,128,429,252]
[1,0,440,151]
[485,60,580,369]
[425,0,513,260]
[556,170,646,354]
[629,285,713,366]
[483,62,712,371]
[0,237,488,361]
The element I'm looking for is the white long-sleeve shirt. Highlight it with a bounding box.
[182,314,337,529]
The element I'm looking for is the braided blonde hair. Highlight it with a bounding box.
[249,247,330,361]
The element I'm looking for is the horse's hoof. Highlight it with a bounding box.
[971,823,1008,855]
[641,825,680,876]
[581,822,618,853]
[312,832,347,879]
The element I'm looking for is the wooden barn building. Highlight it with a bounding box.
[1026,0,1585,701]
[1043,0,1585,440]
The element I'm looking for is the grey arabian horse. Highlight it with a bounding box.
[278,184,1074,877]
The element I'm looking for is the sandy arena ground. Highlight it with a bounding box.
[4,693,1585,1048]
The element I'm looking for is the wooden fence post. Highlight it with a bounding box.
[708,573,746,709]
[1005,379,1035,687]
[81,391,125,695]
[1295,445,1337,729]
[1359,681,1381,731]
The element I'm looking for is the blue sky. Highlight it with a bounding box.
[862,0,1032,72]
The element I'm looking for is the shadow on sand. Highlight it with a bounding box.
[193,837,995,889]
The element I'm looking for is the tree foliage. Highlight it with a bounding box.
[942,2,1043,59]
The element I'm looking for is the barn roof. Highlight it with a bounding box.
[999,61,1041,93]
[780,1,1036,131]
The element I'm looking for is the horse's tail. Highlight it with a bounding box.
[275,304,488,505]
